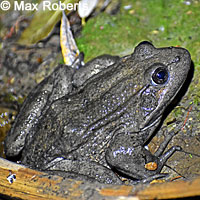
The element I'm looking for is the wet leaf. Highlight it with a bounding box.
[18,0,79,45]
[60,10,79,65]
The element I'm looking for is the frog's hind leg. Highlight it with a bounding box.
[43,158,122,184]
[5,65,74,157]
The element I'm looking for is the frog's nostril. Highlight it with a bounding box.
[170,56,180,64]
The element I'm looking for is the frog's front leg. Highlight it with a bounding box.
[105,133,181,182]
[43,158,122,184]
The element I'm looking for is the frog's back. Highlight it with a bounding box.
[22,56,145,167]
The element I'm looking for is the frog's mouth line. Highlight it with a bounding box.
[141,115,162,132]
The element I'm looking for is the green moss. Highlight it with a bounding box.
[77,0,200,63]
[174,107,184,118]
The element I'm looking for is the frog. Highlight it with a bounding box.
[5,41,191,184]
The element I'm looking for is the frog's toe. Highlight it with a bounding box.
[159,146,182,165]
[141,173,169,184]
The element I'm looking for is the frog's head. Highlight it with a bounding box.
[132,41,191,131]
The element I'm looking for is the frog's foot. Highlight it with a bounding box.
[158,146,182,165]
[43,158,122,184]
[154,129,179,157]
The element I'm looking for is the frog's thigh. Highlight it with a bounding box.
[5,65,74,157]
[45,159,122,184]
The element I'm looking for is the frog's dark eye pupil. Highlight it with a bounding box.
[152,67,168,85]
[157,70,165,79]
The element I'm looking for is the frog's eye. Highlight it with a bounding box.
[152,67,169,85]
